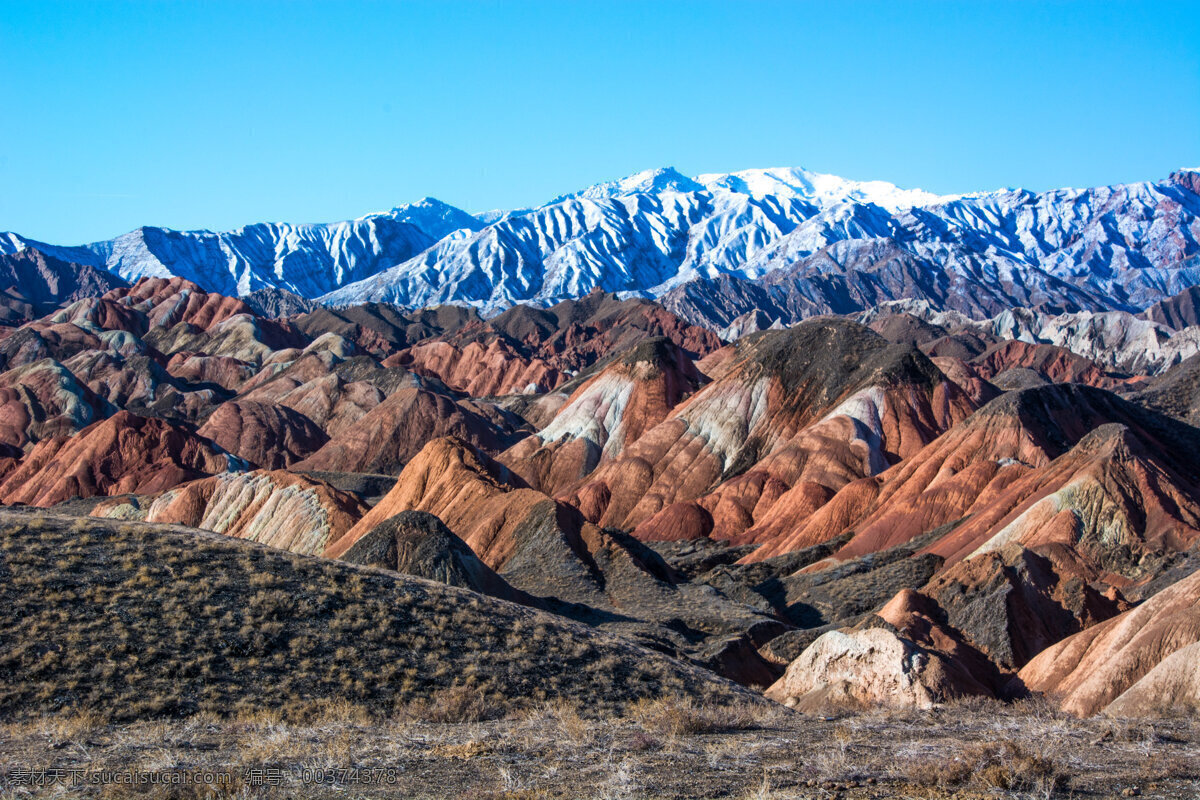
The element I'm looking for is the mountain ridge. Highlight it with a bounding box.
[3,166,1199,323]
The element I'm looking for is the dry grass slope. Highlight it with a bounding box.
[0,510,754,722]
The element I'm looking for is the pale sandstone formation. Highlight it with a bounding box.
[125,470,368,556]
[765,624,986,712]
[1104,642,1200,717]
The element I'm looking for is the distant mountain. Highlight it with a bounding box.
[857,300,1200,376]
[1141,279,1200,330]
[0,198,481,298]
[0,247,127,308]
[3,167,1199,322]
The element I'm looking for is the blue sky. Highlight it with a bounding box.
[2,0,1198,244]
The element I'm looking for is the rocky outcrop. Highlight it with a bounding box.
[866,312,950,348]
[1019,568,1200,716]
[920,546,1125,670]
[968,340,1120,389]
[292,303,480,355]
[718,309,783,342]
[1134,353,1200,427]
[0,410,240,506]
[197,400,328,469]
[764,585,1006,712]
[339,510,528,603]
[0,288,36,327]
[988,367,1050,391]
[1141,285,1200,331]
[385,338,565,396]
[765,623,991,712]
[240,287,316,319]
[166,353,256,391]
[293,387,514,475]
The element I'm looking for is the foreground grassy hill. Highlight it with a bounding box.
[0,509,753,721]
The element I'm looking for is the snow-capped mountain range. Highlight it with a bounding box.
[3,165,1199,326]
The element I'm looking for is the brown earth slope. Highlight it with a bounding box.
[1019,567,1200,716]
[0,411,240,507]
[499,337,705,496]
[743,384,1200,584]
[566,318,977,546]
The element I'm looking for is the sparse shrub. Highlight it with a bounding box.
[1009,692,1069,720]
[737,774,776,800]
[520,699,594,745]
[431,738,495,760]
[629,697,767,737]
[400,684,492,723]
[46,709,109,744]
[943,693,1012,714]
[626,730,662,752]
[921,739,1064,793]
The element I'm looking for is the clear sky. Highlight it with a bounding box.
[2,0,1198,244]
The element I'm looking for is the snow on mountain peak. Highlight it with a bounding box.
[696,166,950,211]
[545,164,950,212]
[553,167,705,204]
[381,197,484,240]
